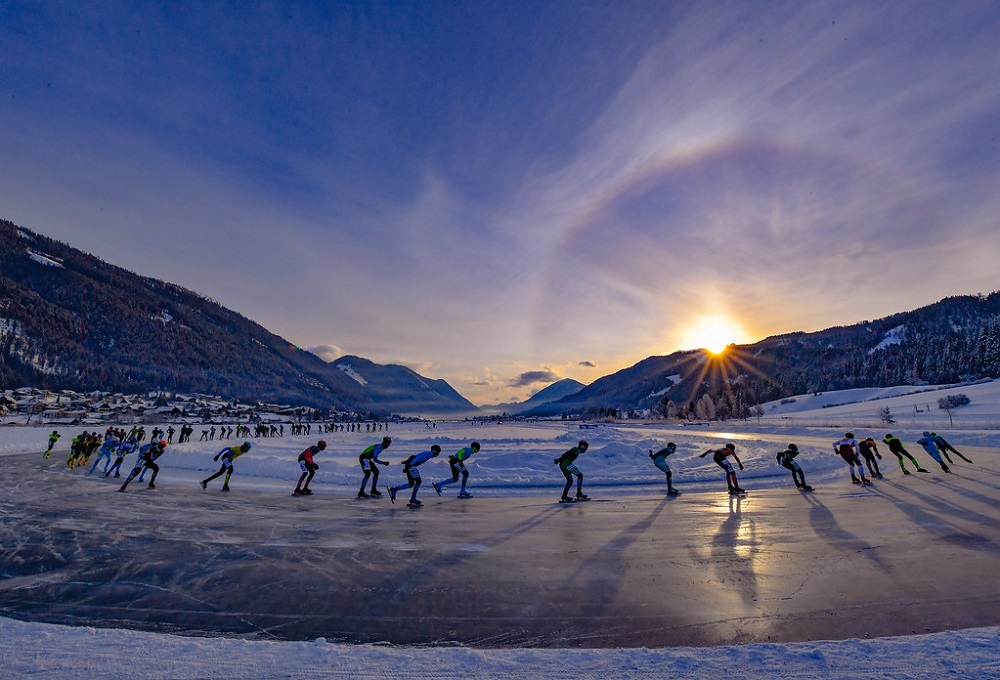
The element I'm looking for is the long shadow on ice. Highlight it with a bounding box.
[872,480,1000,557]
[799,492,894,575]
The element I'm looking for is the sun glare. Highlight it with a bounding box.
[679,314,749,355]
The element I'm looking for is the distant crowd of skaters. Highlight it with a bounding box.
[46,426,974,504]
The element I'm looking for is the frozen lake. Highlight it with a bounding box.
[1,419,998,651]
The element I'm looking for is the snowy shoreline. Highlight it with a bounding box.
[2,616,999,679]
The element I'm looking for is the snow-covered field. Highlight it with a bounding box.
[2,381,999,678]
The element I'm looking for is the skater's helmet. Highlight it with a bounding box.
[382,436,392,447]
[158,440,167,447]
[241,441,252,452]
[317,440,327,450]
[922,431,931,437]
[788,443,798,451]
[430,444,442,454]
[845,432,854,439]
[470,441,481,452]
[666,442,675,449]
[578,440,589,450]
[885,433,893,439]
[725,442,735,450]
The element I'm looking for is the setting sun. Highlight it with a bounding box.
[678,314,751,354]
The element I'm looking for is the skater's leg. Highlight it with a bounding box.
[666,471,677,493]
[204,466,226,485]
[561,468,574,499]
[409,477,422,504]
[947,445,973,463]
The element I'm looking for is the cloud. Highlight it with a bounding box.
[509,369,561,387]
[578,361,596,368]
[307,344,345,362]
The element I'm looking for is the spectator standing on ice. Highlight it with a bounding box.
[649,442,680,495]
[833,433,871,484]
[858,437,883,479]
[555,440,590,502]
[699,443,747,494]
[387,445,441,507]
[201,441,252,492]
[293,440,326,495]
[775,444,812,490]
[119,440,167,491]
[881,434,927,474]
[358,437,392,498]
[433,441,481,498]
[917,432,951,473]
[931,432,973,464]
[45,430,60,458]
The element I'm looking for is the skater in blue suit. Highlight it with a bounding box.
[88,433,119,475]
[105,436,138,478]
[917,432,951,473]
[387,445,441,507]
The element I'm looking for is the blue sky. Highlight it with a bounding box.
[2,1,999,406]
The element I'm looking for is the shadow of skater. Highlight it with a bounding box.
[565,496,673,622]
[800,492,893,575]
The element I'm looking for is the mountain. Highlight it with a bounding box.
[331,356,477,415]
[0,220,477,416]
[531,293,1000,418]
[482,378,586,415]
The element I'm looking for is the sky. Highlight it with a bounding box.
[1,1,999,406]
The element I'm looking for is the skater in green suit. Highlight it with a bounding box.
[649,442,680,495]
[556,440,589,502]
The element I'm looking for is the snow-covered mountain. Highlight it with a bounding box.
[539,293,1000,416]
[480,378,586,415]
[0,220,476,416]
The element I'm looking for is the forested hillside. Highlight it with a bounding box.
[0,221,476,414]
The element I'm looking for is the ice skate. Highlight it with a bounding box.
[387,486,397,504]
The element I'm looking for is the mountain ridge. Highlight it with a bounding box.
[0,220,477,416]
